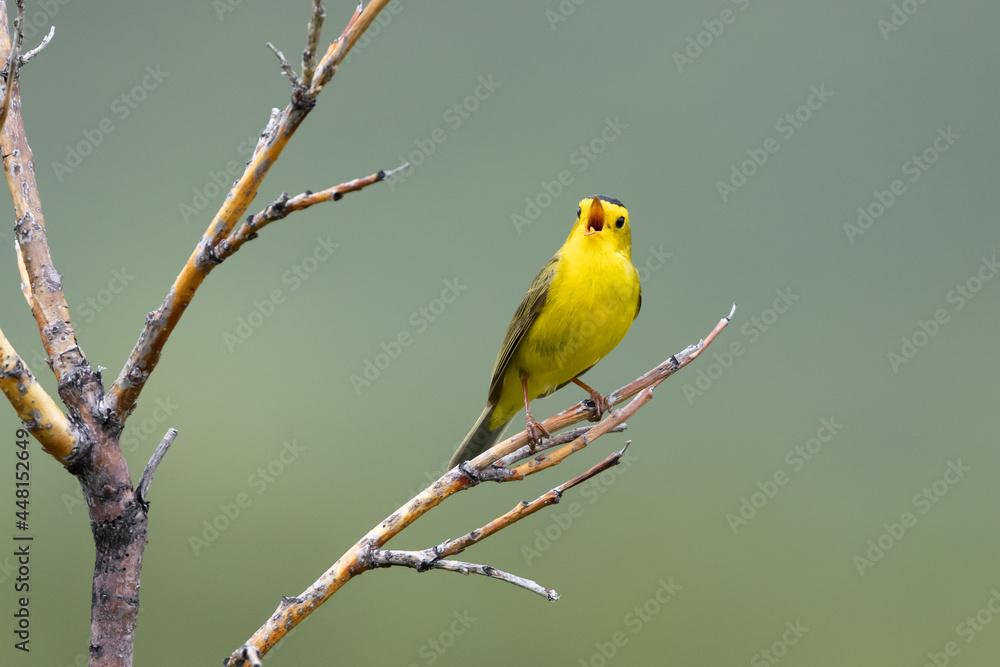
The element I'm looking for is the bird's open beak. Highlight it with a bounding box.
[584,196,604,235]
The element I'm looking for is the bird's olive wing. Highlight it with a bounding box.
[486,254,558,405]
[635,287,642,320]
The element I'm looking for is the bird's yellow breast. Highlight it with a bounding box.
[493,238,640,425]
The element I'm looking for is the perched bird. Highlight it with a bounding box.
[449,195,641,469]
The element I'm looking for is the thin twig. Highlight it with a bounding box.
[136,428,178,509]
[372,550,559,600]
[435,443,634,562]
[365,447,637,602]
[18,25,53,65]
[309,0,377,95]
[493,422,628,468]
[266,42,301,89]
[225,307,734,665]
[300,0,325,88]
[216,162,407,262]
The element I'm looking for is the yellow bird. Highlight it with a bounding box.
[449,195,641,469]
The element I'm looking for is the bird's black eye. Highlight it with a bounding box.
[577,207,581,218]
[616,216,625,229]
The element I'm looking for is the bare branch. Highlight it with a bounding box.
[225,307,734,664]
[103,0,401,426]
[266,42,301,89]
[508,304,736,478]
[18,24,52,65]
[136,428,178,509]
[300,0,325,88]
[0,326,76,460]
[310,0,388,96]
[216,162,407,261]
[432,444,634,564]
[371,443,632,602]
[494,422,628,468]
[372,549,559,600]
[0,1,101,417]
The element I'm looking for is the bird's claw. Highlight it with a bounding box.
[583,392,611,422]
[525,415,550,450]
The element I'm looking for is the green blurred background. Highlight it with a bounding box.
[2,1,999,665]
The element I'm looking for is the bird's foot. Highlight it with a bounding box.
[525,415,550,450]
[582,390,612,422]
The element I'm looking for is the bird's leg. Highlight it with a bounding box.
[521,375,549,448]
[572,377,612,422]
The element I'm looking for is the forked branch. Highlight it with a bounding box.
[1,3,102,424]
[102,0,399,426]
[370,442,634,600]
[225,305,735,665]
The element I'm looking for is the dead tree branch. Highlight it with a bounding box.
[18,24,53,65]
[0,326,76,458]
[136,428,178,509]
[369,443,633,601]
[225,307,734,665]
[102,0,398,426]
[0,2,403,665]
[372,550,559,600]
[300,0,325,89]
[1,8,103,424]
[216,162,407,262]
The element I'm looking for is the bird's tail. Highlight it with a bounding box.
[449,404,512,469]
